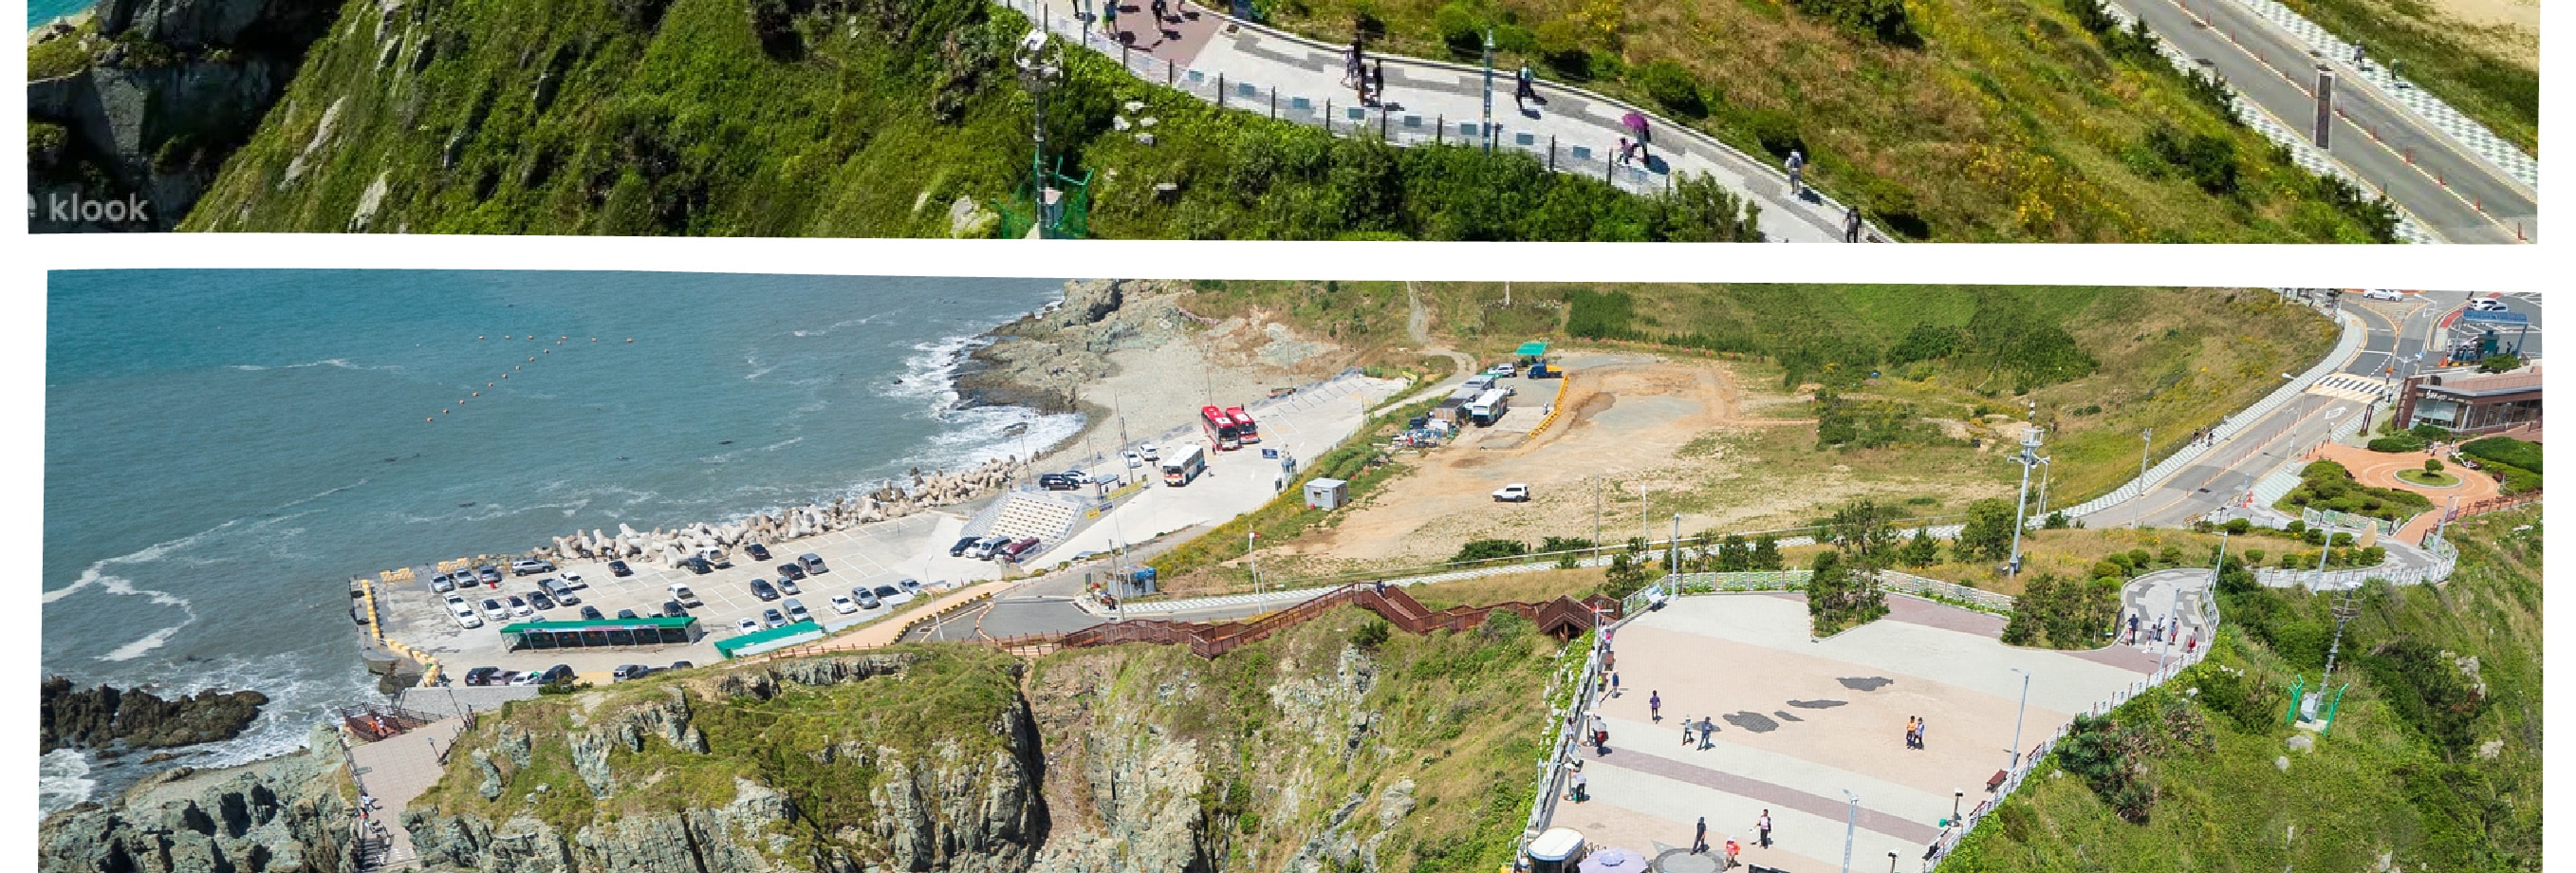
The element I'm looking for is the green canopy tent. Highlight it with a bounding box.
[499,616,701,651]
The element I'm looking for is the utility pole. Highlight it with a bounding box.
[1671,513,1682,574]
[2008,427,2044,577]
[2007,667,2029,770]
[1640,482,1650,551]
[1594,476,1603,561]
[1250,529,1260,596]
[2140,427,2152,483]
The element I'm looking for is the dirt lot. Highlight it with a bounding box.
[1263,353,2013,574]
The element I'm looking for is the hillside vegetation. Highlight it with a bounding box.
[181,0,1753,238]
[1943,508,2542,872]
[1258,0,2400,240]
[1185,283,2338,507]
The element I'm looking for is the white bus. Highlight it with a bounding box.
[1161,443,1208,486]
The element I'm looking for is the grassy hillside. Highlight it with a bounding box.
[1259,0,2398,241]
[181,0,1752,238]
[2270,0,2535,152]
[1942,508,2542,872]
[1185,283,2339,507]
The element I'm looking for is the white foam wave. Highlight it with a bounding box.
[227,358,402,374]
[38,750,97,816]
[788,314,881,338]
[882,333,989,405]
[98,624,187,661]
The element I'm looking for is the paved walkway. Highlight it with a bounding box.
[1009,0,1873,242]
[2309,442,2498,541]
[1552,594,2154,868]
[350,717,471,869]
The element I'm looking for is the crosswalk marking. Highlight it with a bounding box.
[2308,373,2390,402]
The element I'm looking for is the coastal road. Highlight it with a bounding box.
[2126,0,2536,242]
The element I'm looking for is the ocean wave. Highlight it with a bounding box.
[788,314,881,338]
[227,358,404,374]
[98,624,189,661]
[38,749,97,817]
[882,333,990,405]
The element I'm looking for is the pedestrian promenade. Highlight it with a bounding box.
[1547,594,2154,869]
[1005,0,1878,242]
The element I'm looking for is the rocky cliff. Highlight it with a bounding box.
[42,677,271,753]
[953,279,1202,415]
[27,0,339,231]
[401,649,1047,873]
[38,723,356,873]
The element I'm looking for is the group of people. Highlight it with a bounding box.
[1905,715,1930,750]
[1345,39,1388,107]
[1689,810,1772,869]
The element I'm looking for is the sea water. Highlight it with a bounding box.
[41,269,1074,814]
[29,0,89,29]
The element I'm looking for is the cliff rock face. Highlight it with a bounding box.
[953,280,1196,415]
[27,0,337,231]
[41,677,271,753]
[405,652,1047,873]
[38,723,355,873]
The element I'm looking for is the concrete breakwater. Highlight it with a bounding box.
[515,456,1030,568]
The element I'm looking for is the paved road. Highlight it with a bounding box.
[2125,0,2535,242]
[1012,0,1870,242]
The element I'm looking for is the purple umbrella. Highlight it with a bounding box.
[1621,111,1649,137]
[1578,846,1649,873]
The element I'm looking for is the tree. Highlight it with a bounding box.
[2424,458,2444,474]
[1957,497,2018,562]
[1900,529,1940,568]
[1827,499,1903,569]
[1717,534,1751,571]
[1750,535,1784,570]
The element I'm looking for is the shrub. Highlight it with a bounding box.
[1477,609,1534,642]
[1635,61,1706,119]
[2091,562,2125,580]
[2461,436,2541,474]
[1450,538,1530,565]
[2243,548,2263,566]
[2368,436,2426,453]
[2224,518,2252,535]
[1788,0,1918,44]
[1350,620,1392,650]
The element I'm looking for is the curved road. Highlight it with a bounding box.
[2125,0,2535,242]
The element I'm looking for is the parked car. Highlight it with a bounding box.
[1486,362,1517,377]
[539,578,580,604]
[775,577,803,596]
[528,589,561,611]
[829,595,860,614]
[871,585,913,607]
[463,666,506,686]
[749,579,781,601]
[798,553,828,574]
[682,557,713,575]
[1140,442,1160,461]
[784,599,812,622]
[853,587,882,609]
[2470,297,2510,312]
[775,562,807,581]
[430,573,457,593]
[897,579,924,595]
[1124,451,1144,468]
[951,536,983,557]
[668,660,694,671]
[479,599,510,622]
[531,664,575,685]
[509,671,546,686]
[1492,484,1530,502]
[746,543,773,562]
[697,548,732,569]
[661,600,689,618]
[448,600,484,629]
[476,566,504,585]
[510,558,556,576]
[762,608,788,629]
[1038,473,1079,491]
[612,664,651,682]
[607,560,634,577]
[2363,288,2403,301]
[617,608,640,620]
[558,572,585,589]
[973,535,1010,559]
[667,583,702,606]
[736,618,760,635]
[1000,537,1041,560]
[580,605,605,621]
[506,596,534,618]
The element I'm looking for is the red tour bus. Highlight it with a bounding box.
[1200,405,1242,450]
[1226,407,1259,444]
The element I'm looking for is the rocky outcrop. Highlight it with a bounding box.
[41,677,269,753]
[28,0,340,232]
[405,652,1047,873]
[953,280,1198,415]
[38,723,354,873]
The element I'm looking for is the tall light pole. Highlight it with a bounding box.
[1640,482,1649,550]
[1593,476,1603,561]
[1842,789,1861,873]
[1671,513,1682,574]
[2140,427,2152,483]
[1479,28,1496,153]
[2007,427,2044,577]
[2007,667,2030,771]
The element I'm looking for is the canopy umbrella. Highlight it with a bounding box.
[1620,112,1649,137]
[1578,846,1650,873]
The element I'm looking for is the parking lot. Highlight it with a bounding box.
[379,509,1010,682]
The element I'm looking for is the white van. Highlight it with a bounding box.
[666,583,702,606]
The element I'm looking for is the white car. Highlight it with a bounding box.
[1124,451,1143,468]
[559,572,585,588]
[1140,442,1159,461]
[479,598,510,622]
[2469,297,2510,312]
[829,595,860,614]
[736,618,760,636]
[447,596,485,628]
[1492,484,1530,502]
[2363,288,2403,301]
[1486,363,1516,377]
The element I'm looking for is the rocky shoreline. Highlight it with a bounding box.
[42,677,269,756]
[41,722,356,873]
[949,279,1199,416]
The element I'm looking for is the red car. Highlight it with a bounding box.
[1000,537,1042,560]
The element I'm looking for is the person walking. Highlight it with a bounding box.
[1371,61,1386,107]
[1844,204,1863,242]
[1616,137,1632,165]
[1611,672,1622,697]
[1918,716,1930,750]
[1756,809,1773,847]
[1513,63,1538,111]
[1649,691,1662,721]
[1785,148,1806,196]
[1698,716,1716,750]
[1682,715,1696,746]
[1693,816,1710,854]
[1571,765,1589,803]
[1723,837,1741,869]
[1101,0,1118,36]
[1905,715,1919,749]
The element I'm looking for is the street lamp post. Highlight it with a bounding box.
[2007,428,2044,577]
[1480,28,1496,154]
[2140,428,2152,482]
[1842,790,1861,873]
[1671,513,1682,574]
[2007,667,2030,771]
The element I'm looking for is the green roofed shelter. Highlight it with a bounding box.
[501,617,702,651]
[1515,342,1549,357]
[713,622,826,659]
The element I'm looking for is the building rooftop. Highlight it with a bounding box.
[2423,365,2544,399]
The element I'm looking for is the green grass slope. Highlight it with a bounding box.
[181,0,1755,238]
[1259,0,2400,241]
[1943,508,2541,872]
